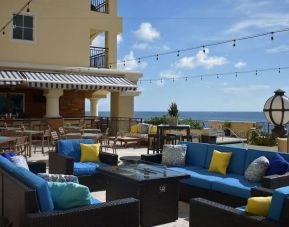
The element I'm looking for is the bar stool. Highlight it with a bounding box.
[163,134,181,145]
[147,134,160,154]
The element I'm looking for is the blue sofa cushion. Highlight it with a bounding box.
[211,173,260,199]
[179,142,208,167]
[267,153,289,175]
[205,145,247,175]
[74,162,108,176]
[178,168,228,190]
[0,155,17,174]
[13,167,54,212]
[57,139,95,162]
[268,186,289,221]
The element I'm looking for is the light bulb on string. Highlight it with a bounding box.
[26,3,30,12]
[278,68,281,73]
[202,46,206,54]
[123,61,126,67]
[172,78,175,82]
[185,77,188,81]
[233,40,236,47]
[138,58,141,64]
[177,50,180,57]
[217,74,219,79]
[2,30,5,35]
[255,70,258,76]
[235,72,238,77]
[156,54,159,61]
[271,32,274,41]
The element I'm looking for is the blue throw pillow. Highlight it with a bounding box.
[48,182,92,210]
[1,152,16,159]
[267,153,289,175]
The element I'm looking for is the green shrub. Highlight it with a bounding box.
[248,131,277,147]
[144,115,167,125]
[179,119,204,129]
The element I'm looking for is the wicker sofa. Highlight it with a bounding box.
[49,139,118,191]
[190,186,289,227]
[0,155,139,227]
[141,142,289,207]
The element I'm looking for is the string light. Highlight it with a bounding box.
[123,61,126,67]
[177,50,180,57]
[156,54,159,61]
[138,58,141,64]
[26,3,30,12]
[140,66,288,84]
[111,26,289,66]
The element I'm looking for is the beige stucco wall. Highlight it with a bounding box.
[0,0,122,67]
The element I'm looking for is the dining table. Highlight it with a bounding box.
[0,136,17,150]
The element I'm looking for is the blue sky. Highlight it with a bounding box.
[92,0,289,112]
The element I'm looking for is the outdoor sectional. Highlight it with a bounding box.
[0,155,139,227]
[141,142,289,207]
[49,139,118,191]
[190,186,289,227]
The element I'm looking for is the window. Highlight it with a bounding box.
[0,93,24,117]
[13,14,33,41]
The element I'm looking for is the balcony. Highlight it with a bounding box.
[90,46,108,68]
[91,0,109,13]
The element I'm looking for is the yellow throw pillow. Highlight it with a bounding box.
[245,196,272,216]
[208,150,232,175]
[80,143,100,162]
[130,125,139,133]
[150,125,157,134]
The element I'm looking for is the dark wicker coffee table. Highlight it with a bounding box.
[99,163,189,226]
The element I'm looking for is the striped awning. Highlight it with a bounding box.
[22,71,137,91]
[0,70,137,91]
[0,71,23,85]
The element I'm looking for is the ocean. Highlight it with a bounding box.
[94,111,267,123]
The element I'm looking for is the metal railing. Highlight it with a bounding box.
[91,0,109,13]
[90,46,108,68]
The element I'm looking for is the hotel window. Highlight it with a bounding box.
[12,14,33,41]
[0,93,24,117]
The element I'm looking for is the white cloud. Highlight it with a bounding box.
[227,13,289,34]
[133,42,150,50]
[175,48,228,69]
[266,45,289,54]
[234,60,247,69]
[134,22,160,42]
[223,85,270,94]
[119,51,147,71]
[160,70,183,79]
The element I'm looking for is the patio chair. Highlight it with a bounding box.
[15,136,29,156]
[49,131,59,152]
[101,136,118,154]
[58,126,67,139]
[32,129,51,155]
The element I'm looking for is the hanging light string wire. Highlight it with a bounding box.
[113,27,289,67]
[139,66,288,83]
[0,0,33,35]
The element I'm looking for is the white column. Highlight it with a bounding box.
[43,89,63,117]
[90,98,99,116]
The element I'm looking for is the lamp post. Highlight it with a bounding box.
[263,89,289,138]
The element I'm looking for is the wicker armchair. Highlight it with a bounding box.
[0,162,140,227]
[49,139,118,191]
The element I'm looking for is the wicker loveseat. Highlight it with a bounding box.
[190,186,289,227]
[0,155,139,227]
[49,139,118,191]
[141,142,289,207]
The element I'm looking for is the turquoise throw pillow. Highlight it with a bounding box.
[48,182,92,210]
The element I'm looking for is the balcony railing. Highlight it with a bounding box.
[91,0,109,13]
[90,46,108,68]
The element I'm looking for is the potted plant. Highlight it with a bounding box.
[223,121,231,136]
[167,102,179,126]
